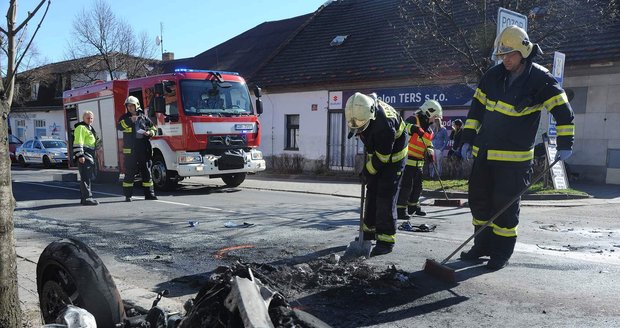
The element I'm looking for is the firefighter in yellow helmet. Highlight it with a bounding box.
[396,99,440,220]
[117,96,158,202]
[345,92,408,256]
[459,26,575,270]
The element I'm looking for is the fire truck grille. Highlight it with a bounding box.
[208,134,247,149]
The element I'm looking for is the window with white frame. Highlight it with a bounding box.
[285,114,299,150]
[34,119,46,137]
[16,120,26,140]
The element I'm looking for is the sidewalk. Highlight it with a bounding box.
[243,173,618,206]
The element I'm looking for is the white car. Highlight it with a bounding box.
[16,137,69,168]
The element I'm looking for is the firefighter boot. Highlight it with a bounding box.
[460,226,491,261]
[408,205,426,216]
[397,207,409,220]
[370,241,393,257]
[486,235,515,270]
[144,187,158,200]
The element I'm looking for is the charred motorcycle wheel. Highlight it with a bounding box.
[36,238,126,327]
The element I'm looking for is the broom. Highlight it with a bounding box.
[423,141,462,207]
[424,158,560,282]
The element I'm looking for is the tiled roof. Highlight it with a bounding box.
[251,0,620,90]
[160,13,313,78]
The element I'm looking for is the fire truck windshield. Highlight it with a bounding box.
[180,80,253,116]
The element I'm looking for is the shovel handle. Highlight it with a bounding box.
[440,158,561,265]
[359,181,366,241]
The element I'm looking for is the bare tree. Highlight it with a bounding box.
[0,1,51,326]
[66,0,157,85]
[397,0,619,82]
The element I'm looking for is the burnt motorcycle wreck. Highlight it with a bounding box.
[37,238,331,328]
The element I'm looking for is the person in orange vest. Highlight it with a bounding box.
[396,100,441,220]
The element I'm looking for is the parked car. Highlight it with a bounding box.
[15,136,68,168]
[8,134,23,163]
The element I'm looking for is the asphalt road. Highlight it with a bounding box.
[10,167,620,327]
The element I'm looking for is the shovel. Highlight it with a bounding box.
[342,182,372,260]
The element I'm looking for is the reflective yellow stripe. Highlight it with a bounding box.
[556,124,575,136]
[123,148,132,154]
[473,88,487,105]
[391,146,408,163]
[544,92,569,112]
[407,201,419,206]
[487,100,544,117]
[397,205,407,209]
[375,151,391,163]
[493,225,518,237]
[377,234,396,243]
[406,158,425,167]
[472,218,518,237]
[472,146,479,157]
[487,149,534,162]
[122,182,133,187]
[395,120,405,139]
[362,224,375,232]
[142,181,153,187]
[464,119,481,131]
[366,160,377,174]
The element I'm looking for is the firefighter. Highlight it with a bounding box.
[73,111,99,206]
[459,26,575,270]
[396,100,440,219]
[345,92,408,256]
[117,96,158,202]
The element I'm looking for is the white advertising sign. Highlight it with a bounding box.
[329,91,343,110]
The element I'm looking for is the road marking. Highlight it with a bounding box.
[14,181,231,212]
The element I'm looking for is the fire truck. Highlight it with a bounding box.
[63,69,266,190]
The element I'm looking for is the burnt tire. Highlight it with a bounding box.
[36,238,126,327]
[221,172,246,187]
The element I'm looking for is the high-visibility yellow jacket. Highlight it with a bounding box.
[461,61,575,166]
[73,122,97,162]
[359,100,408,175]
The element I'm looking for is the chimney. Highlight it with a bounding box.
[162,52,174,61]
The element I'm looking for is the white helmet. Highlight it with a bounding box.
[124,96,141,109]
[345,92,376,138]
[419,99,443,120]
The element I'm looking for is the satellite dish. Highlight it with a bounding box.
[155,36,161,46]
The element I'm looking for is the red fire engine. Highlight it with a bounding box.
[63,69,266,190]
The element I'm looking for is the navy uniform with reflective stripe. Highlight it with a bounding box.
[461,61,575,260]
[117,108,158,198]
[358,99,408,246]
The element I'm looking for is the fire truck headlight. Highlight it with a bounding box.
[251,150,263,160]
[178,153,203,164]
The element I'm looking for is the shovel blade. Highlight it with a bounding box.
[342,240,372,260]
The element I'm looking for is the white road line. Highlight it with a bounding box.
[15,181,231,212]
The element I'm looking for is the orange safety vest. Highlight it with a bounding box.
[406,116,433,161]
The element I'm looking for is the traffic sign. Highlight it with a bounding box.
[494,8,528,63]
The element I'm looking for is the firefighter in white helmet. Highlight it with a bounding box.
[117,95,158,202]
[345,92,408,256]
[459,25,575,270]
[396,99,441,220]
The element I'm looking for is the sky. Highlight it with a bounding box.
[3,0,329,66]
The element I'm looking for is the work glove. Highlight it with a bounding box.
[425,149,435,163]
[461,143,473,159]
[555,149,573,161]
[409,125,425,137]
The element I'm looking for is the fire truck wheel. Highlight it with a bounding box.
[152,155,178,191]
[221,173,246,187]
[37,238,126,327]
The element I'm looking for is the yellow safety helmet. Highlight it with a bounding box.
[494,25,533,58]
[124,96,141,109]
[418,99,443,120]
[345,92,376,138]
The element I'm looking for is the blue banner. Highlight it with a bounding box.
[342,84,475,108]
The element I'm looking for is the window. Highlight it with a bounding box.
[34,119,46,137]
[31,82,40,100]
[285,114,299,150]
[17,120,26,140]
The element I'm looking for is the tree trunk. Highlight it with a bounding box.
[0,99,21,327]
